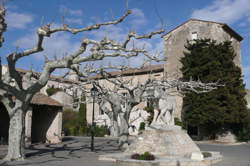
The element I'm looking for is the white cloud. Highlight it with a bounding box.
[14,29,80,60]
[87,23,163,67]
[191,0,250,24]
[89,24,126,41]
[129,8,148,29]
[13,8,163,69]
[6,11,33,29]
[59,5,83,16]
[65,18,83,25]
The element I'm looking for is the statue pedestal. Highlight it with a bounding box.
[99,125,223,165]
[126,125,203,158]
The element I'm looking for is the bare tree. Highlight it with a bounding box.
[97,99,119,136]
[0,6,164,160]
[93,77,152,148]
[88,69,219,148]
[100,92,122,137]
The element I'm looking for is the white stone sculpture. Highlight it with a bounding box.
[149,87,176,129]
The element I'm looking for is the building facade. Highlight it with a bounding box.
[0,66,64,144]
[1,18,246,142]
[163,19,243,120]
[85,64,164,135]
[0,93,63,144]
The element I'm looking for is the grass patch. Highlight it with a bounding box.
[202,152,212,158]
[131,152,155,161]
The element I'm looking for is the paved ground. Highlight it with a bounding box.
[0,137,249,166]
[0,137,118,166]
[199,143,250,166]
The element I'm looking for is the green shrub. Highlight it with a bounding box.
[237,110,250,142]
[237,124,250,141]
[202,152,212,158]
[46,87,63,96]
[131,152,155,160]
[62,109,79,136]
[174,118,183,127]
[62,101,88,136]
[139,122,146,131]
[86,125,109,137]
[62,95,109,137]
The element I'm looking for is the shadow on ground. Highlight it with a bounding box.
[0,137,121,166]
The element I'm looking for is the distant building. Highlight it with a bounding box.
[162,19,243,120]
[85,64,164,135]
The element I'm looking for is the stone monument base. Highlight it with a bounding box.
[126,125,202,158]
[99,125,222,166]
[99,151,222,166]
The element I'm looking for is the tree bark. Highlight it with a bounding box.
[111,119,119,137]
[118,112,129,148]
[4,108,25,161]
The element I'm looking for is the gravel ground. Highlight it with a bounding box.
[0,137,250,166]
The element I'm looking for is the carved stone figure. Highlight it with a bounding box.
[150,87,176,128]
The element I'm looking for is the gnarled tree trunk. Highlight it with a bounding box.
[110,118,119,137]
[4,107,26,161]
[118,112,129,148]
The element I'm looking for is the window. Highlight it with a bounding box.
[191,32,198,40]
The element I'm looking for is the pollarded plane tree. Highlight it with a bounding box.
[0,6,164,160]
[89,68,219,148]
[92,71,154,148]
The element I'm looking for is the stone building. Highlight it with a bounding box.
[85,64,164,135]
[2,65,81,109]
[85,19,246,135]
[0,93,62,144]
[162,18,243,120]
[0,66,66,144]
[1,18,246,141]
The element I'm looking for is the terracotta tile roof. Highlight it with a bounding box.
[31,93,62,107]
[86,64,164,80]
[3,64,164,83]
[162,18,243,41]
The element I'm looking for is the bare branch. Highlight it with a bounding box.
[0,6,6,47]
[49,10,132,34]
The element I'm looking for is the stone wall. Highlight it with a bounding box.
[164,20,242,79]
[163,20,243,121]
[31,105,62,144]
[50,91,74,109]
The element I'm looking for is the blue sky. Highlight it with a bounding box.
[1,0,250,88]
